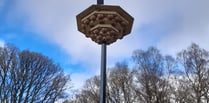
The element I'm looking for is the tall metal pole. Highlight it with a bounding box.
[97,0,104,5]
[100,43,106,103]
[96,0,106,102]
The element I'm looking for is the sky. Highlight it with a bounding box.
[1,0,209,90]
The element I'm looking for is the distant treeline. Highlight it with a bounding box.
[64,43,209,103]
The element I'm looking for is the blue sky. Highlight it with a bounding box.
[1,0,209,89]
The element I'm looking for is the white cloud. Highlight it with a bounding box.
[0,39,5,47]
[11,0,141,70]
[157,0,209,55]
[7,0,209,89]
[70,72,93,90]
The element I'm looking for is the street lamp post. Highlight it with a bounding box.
[96,0,106,103]
[97,0,104,5]
[100,42,106,103]
[76,1,133,103]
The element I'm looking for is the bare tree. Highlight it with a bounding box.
[107,62,137,103]
[66,62,136,103]
[177,43,209,103]
[173,76,195,103]
[83,76,100,103]
[132,47,173,103]
[0,45,70,103]
[66,76,100,103]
